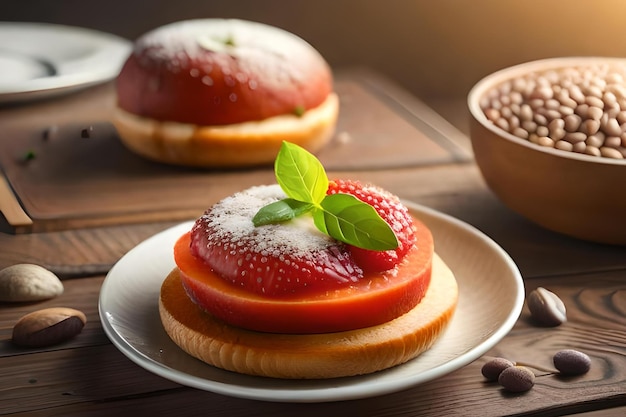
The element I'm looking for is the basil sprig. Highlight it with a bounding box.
[252,142,398,251]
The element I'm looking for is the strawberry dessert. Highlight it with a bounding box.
[159,141,458,379]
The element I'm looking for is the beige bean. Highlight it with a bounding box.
[603,91,618,107]
[540,108,562,120]
[555,140,574,151]
[536,126,549,137]
[490,99,503,110]
[580,119,600,135]
[522,120,538,133]
[584,145,601,156]
[551,127,566,140]
[511,77,527,93]
[586,135,604,148]
[564,132,588,143]
[556,89,577,108]
[485,108,501,122]
[534,113,548,126]
[586,84,604,99]
[558,105,575,116]
[500,106,513,119]
[594,130,607,142]
[509,91,524,104]
[604,136,621,148]
[519,104,534,121]
[495,117,509,131]
[479,97,491,109]
[512,127,529,139]
[575,103,590,118]
[530,135,555,147]
[548,117,565,130]
[573,141,587,153]
[499,80,513,95]
[545,98,560,110]
[568,85,586,103]
[606,72,624,85]
[603,118,622,136]
[608,83,626,99]
[591,77,607,91]
[564,114,582,132]
[600,111,609,126]
[531,86,553,100]
[607,107,620,118]
[585,95,605,109]
[600,146,624,158]
[616,111,626,125]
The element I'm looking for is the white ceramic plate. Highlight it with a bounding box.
[0,22,132,103]
[99,202,524,403]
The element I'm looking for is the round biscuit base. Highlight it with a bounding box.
[113,93,339,168]
[159,253,458,379]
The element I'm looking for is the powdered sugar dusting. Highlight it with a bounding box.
[190,184,363,296]
[198,184,334,255]
[134,19,320,88]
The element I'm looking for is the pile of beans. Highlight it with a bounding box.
[480,63,626,159]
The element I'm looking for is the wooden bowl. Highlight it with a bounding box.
[468,57,626,245]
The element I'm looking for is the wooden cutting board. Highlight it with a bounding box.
[0,69,470,233]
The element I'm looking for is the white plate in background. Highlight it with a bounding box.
[0,22,131,103]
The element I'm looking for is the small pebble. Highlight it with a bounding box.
[481,357,515,381]
[0,264,63,302]
[527,287,567,326]
[553,349,591,375]
[498,366,535,392]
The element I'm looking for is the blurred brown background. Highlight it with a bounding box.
[4,0,626,100]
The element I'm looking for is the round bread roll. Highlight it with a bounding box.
[159,253,458,379]
[114,19,338,167]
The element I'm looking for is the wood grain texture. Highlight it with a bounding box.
[0,71,468,233]
[0,273,624,416]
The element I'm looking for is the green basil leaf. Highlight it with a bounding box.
[315,193,399,250]
[275,141,328,204]
[253,198,313,226]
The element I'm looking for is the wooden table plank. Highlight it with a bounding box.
[2,162,626,278]
[1,270,624,416]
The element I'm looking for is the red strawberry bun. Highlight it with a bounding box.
[159,183,459,379]
[113,19,338,168]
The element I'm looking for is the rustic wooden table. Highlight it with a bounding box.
[1,69,624,416]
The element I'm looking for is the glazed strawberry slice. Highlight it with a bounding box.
[189,184,363,297]
[327,179,416,273]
